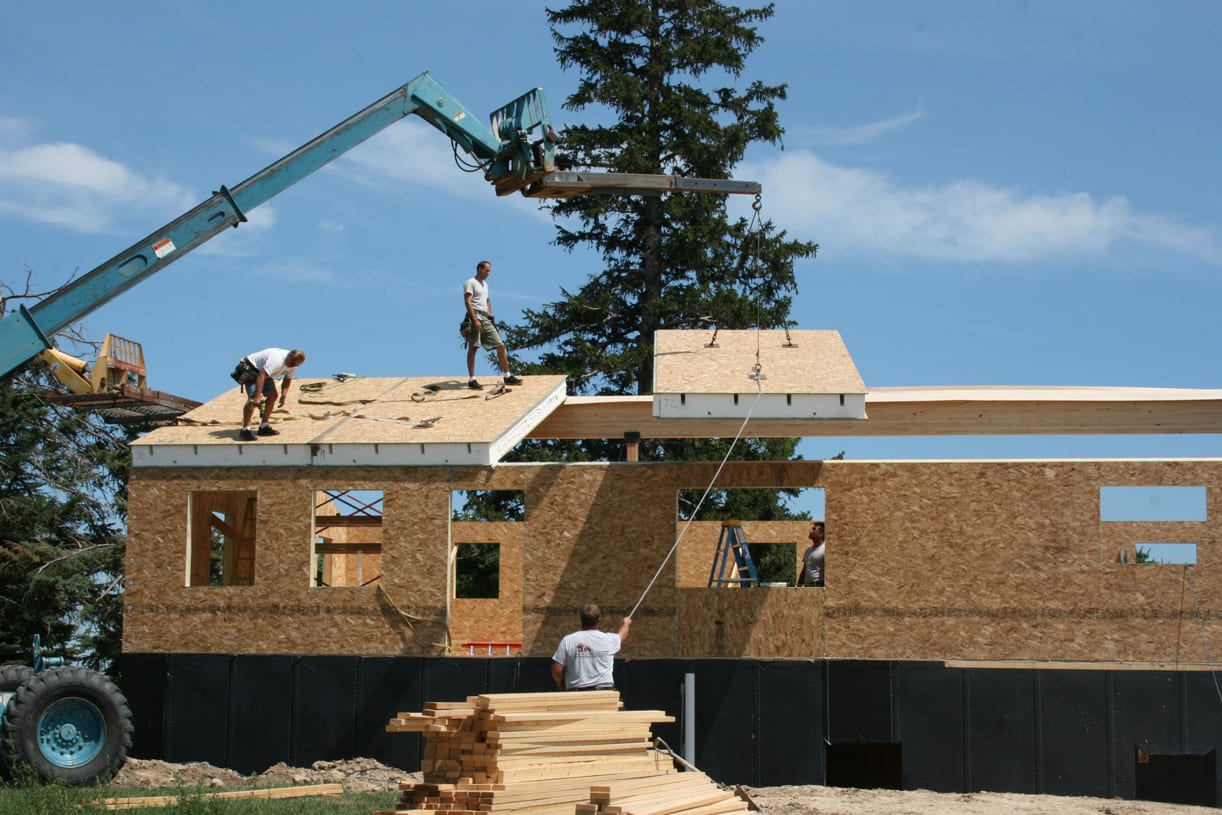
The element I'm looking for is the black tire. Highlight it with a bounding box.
[0,664,32,692]
[1,666,132,785]
[0,664,34,779]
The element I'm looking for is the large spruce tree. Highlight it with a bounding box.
[0,365,130,672]
[502,0,817,520]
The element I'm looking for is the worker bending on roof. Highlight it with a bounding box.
[551,604,631,691]
[462,259,522,390]
[233,347,305,441]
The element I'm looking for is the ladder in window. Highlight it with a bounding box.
[707,521,759,588]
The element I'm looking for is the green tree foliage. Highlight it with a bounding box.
[505,0,817,399]
[0,367,130,672]
[495,0,817,522]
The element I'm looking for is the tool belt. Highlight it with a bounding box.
[229,357,258,386]
[460,310,492,336]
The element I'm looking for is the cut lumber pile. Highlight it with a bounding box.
[380,690,751,815]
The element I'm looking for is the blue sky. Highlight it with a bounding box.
[1,0,1220,472]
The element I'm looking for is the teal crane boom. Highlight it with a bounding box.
[0,70,759,383]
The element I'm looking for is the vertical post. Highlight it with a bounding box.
[625,431,641,462]
[683,672,696,769]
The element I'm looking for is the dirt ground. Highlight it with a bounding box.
[109,758,1217,814]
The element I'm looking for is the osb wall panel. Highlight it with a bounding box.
[448,521,524,653]
[677,521,813,588]
[508,464,679,659]
[127,459,1219,666]
[126,468,453,656]
[675,587,824,658]
[821,460,1222,664]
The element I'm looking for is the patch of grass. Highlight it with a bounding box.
[0,783,396,815]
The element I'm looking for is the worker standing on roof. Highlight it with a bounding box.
[551,604,631,690]
[233,347,305,441]
[462,260,522,390]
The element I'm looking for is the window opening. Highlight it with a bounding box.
[188,490,257,587]
[451,489,525,521]
[1134,543,1198,565]
[677,487,823,588]
[677,486,822,522]
[312,489,383,588]
[1100,486,1206,522]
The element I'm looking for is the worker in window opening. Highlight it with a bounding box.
[550,604,631,691]
[234,347,306,441]
[462,260,522,390]
[798,521,825,587]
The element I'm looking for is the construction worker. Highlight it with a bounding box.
[462,260,522,390]
[235,347,305,441]
[798,521,825,587]
[551,604,631,691]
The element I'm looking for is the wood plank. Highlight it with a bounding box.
[491,710,672,724]
[528,388,1222,439]
[104,783,343,810]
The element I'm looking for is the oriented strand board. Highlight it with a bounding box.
[449,521,524,653]
[653,329,866,395]
[124,459,1222,667]
[676,587,824,658]
[130,375,569,467]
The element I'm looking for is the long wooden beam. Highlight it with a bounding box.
[527,387,1222,439]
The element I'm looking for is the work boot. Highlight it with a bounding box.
[504,375,523,386]
[239,428,257,442]
[468,379,483,390]
[257,425,279,436]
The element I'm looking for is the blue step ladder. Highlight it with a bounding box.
[707,520,760,588]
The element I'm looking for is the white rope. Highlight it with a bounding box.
[627,379,763,619]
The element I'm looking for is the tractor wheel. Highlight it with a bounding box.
[0,665,32,692]
[0,664,34,779]
[1,666,132,785]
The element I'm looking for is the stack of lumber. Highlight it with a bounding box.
[578,774,755,815]
[380,690,752,815]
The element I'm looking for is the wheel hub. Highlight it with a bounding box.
[37,696,104,767]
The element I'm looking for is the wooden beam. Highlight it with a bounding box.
[527,388,1222,439]
[314,514,384,527]
[315,542,382,554]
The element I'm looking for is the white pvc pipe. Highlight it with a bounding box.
[683,672,696,769]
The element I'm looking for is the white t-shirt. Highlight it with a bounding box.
[463,277,490,313]
[802,543,825,586]
[552,629,622,689]
[247,348,297,378]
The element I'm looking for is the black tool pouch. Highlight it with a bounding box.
[230,358,258,386]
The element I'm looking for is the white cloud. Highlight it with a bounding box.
[0,140,196,233]
[249,258,337,284]
[0,115,33,142]
[740,150,1221,266]
[800,110,925,147]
